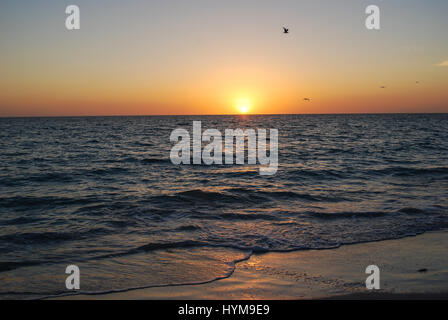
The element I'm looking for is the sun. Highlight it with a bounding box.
[236,98,251,114]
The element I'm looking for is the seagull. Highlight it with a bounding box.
[303,98,311,102]
[283,27,289,34]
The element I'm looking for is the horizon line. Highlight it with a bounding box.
[1,111,448,118]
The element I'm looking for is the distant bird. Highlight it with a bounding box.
[417,268,428,273]
[283,27,289,34]
[380,86,386,89]
[303,98,311,102]
[416,81,420,84]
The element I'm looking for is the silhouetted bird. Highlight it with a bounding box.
[416,81,419,84]
[283,27,289,34]
[303,98,311,102]
[380,86,386,89]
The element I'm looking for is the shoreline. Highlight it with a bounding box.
[55,230,448,300]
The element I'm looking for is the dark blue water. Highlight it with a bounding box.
[1,114,447,299]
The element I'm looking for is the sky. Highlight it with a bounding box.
[0,0,447,116]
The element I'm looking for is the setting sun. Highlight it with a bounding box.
[236,98,251,114]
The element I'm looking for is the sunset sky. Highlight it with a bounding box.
[1,0,447,116]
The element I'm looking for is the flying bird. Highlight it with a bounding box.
[380,86,386,89]
[303,98,311,102]
[416,81,419,84]
[283,27,289,34]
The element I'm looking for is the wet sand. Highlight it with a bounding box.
[56,231,448,300]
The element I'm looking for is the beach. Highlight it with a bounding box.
[56,230,448,300]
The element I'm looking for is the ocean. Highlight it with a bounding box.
[0,114,447,299]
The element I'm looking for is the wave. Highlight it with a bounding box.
[84,167,130,176]
[140,158,171,165]
[287,166,448,181]
[200,212,281,221]
[0,261,42,273]
[371,166,448,177]
[174,224,202,231]
[306,207,439,220]
[178,189,240,202]
[149,189,243,205]
[1,250,254,300]
[0,172,75,186]
[84,240,225,263]
[0,228,110,245]
[137,240,206,252]
[148,188,349,206]
[288,169,346,180]
[27,172,75,183]
[0,216,41,226]
[0,195,98,209]
[251,189,349,202]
